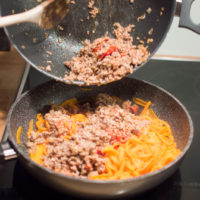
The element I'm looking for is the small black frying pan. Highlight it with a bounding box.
[0,0,199,85]
[0,78,193,198]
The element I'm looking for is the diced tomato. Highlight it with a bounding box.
[85,164,92,171]
[114,144,119,149]
[92,46,101,52]
[98,46,117,61]
[97,149,102,155]
[134,130,141,137]
[96,148,105,156]
[104,38,110,42]
[129,104,139,115]
[121,136,126,143]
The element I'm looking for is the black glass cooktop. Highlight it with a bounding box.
[1,59,200,200]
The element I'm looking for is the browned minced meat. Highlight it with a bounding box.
[88,0,94,8]
[89,6,98,18]
[46,65,52,72]
[146,7,152,14]
[87,0,98,18]
[137,14,146,22]
[64,23,149,85]
[27,94,150,178]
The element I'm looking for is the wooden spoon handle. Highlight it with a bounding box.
[0,3,45,28]
[0,13,31,28]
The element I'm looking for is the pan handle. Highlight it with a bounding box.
[179,0,200,34]
[0,141,18,162]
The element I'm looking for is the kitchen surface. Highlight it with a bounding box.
[0,46,25,140]
[1,1,200,199]
[1,59,200,200]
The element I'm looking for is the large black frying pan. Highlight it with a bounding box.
[0,78,193,198]
[0,0,199,85]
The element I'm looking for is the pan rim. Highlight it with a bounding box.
[6,77,193,185]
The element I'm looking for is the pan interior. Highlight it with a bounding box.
[8,78,191,160]
[1,0,175,82]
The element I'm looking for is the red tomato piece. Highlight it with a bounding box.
[129,104,139,114]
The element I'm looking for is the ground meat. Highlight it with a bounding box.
[89,6,99,18]
[64,23,149,85]
[146,7,152,14]
[88,0,98,18]
[148,28,153,35]
[147,38,154,44]
[88,0,94,8]
[137,14,146,22]
[27,94,150,178]
[46,65,51,72]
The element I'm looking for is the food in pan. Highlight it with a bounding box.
[88,0,99,18]
[17,94,180,180]
[64,23,150,85]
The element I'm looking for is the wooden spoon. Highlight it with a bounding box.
[0,0,70,29]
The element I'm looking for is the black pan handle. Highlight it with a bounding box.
[0,141,18,163]
[179,0,200,34]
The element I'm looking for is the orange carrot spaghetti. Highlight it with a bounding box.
[16,126,22,144]
[91,99,181,180]
[22,95,180,180]
[26,101,86,164]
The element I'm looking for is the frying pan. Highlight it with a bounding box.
[0,0,199,85]
[0,78,193,198]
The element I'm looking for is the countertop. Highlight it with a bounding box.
[153,17,200,61]
[0,46,26,140]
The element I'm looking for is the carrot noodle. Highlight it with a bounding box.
[29,113,86,141]
[91,116,180,180]
[28,115,49,164]
[134,97,148,107]
[139,101,151,116]
[90,99,181,180]
[27,119,33,138]
[16,126,22,144]
[23,97,180,180]
[149,108,158,119]
[30,144,46,165]
[134,98,157,118]
[26,99,87,164]
[36,113,48,132]
[60,98,78,107]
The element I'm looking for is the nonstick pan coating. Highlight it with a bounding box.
[7,78,193,198]
[1,0,175,85]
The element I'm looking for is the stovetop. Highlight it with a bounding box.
[1,59,200,200]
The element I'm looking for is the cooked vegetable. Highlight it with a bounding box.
[98,46,117,61]
[16,126,22,144]
[21,94,180,180]
[91,104,180,180]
